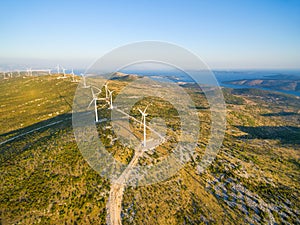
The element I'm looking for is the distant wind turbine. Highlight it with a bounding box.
[71,69,76,82]
[138,105,149,147]
[3,72,8,79]
[56,64,60,74]
[108,89,114,110]
[104,82,109,99]
[26,68,33,76]
[80,73,89,88]
[88,87,102,122]
[62,67,66,77]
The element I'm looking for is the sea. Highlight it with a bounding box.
[120,69,300,97]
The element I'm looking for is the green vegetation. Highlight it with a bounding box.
[0,75,299,224]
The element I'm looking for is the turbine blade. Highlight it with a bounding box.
[88,99,95,108]
[143,104,149,113]
[93,86,102,93]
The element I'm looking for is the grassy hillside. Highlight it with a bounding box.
[0,75,299,224]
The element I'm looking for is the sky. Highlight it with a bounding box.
[0,0,300,70]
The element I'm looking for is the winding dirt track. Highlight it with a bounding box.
[106,147,144,225]
[107,108,166,225]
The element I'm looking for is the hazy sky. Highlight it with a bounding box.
[0,0,299,69]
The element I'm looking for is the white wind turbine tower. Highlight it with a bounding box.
[80,73,89,88]
[3,72,8,79]
[27,68,32,76]
[71,69,76,82]
[108,89,114,109]
[104,82,109,99]
[62,67,66,77]
[17,70,21,77]
[56,64,60,74]
[88,87,102,122]
[48,69,52,75]
[138,105,149,147]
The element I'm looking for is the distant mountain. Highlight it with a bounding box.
[111,72,140,81]
[224,75,300,92]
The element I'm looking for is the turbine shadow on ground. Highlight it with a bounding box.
[0,113,72,140]
[0,113,73,162]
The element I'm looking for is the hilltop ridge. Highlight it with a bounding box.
[224,74,300,92]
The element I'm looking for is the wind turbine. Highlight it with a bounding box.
[71,68,76,82]
[48,69,52,75]
[56,64,60,74]
[62,67,66,77]
[80,73,89,88]
[138,105,149,147]
[27,68,32,76]
[17,70,21,77]
[104,82,109,99]
[108,89,114,109]
[88,87,102,122]
[3,72,8,79]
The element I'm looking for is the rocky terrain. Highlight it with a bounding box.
[0,74,299,224]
